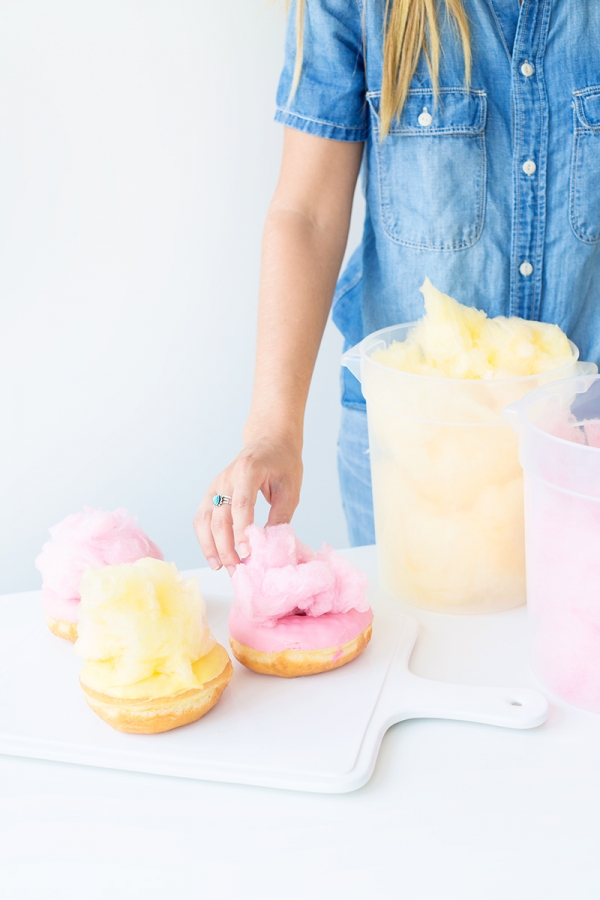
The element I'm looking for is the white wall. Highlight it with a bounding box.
[0,0,364,594]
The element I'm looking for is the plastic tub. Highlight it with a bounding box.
[343,324,593,614]
[504,374,600,711]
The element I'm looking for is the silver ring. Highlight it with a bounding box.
[212,494,232,508]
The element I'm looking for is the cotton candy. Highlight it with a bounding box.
[519,402,600,711]
[525,477,600,712]
[75,558,215,691]
[364,280,576,612]
[231,524,369,627]
[371,278,573,380]
[35,507,163,621]
[583,420,600,447]
[536,402,600,448]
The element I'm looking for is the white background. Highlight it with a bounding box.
[0,0,365,594]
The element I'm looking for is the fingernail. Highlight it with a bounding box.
[238,542,250,559]
[226,566,236,577]
[208,558,221,571]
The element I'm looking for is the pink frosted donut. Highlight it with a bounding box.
[35,507,163,642]
[228,524,373,677]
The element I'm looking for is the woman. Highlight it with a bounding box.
[194,0,600,571]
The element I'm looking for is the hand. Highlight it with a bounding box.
[194,438,303,574]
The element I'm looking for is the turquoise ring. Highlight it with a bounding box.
[212,494,232,507]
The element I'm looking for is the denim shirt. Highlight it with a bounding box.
[275,0,600,408]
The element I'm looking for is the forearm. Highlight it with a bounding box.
[244,130,363,451]
[244,205,349,448]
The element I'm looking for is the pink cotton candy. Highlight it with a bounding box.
[583,419,600,448]
[525,477,600,712]
[35,507,163,620]
[547,409,600,449]
[231,524,369,627]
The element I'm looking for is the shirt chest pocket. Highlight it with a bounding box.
[367,88,487,251]
[570,88,600,244]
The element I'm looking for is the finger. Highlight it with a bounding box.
[266,482,300,528]
[211,501,240,574]
[231,464,261,558]
[193,496,223,570]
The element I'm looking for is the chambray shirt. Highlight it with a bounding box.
[275,0,600,409]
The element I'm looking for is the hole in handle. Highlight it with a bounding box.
[510,700,523,707]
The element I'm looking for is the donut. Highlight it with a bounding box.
[229,605,373,677]
[45,613,78,643]
[75,558,232,733]
[229,524,373,678]
[80,643,233,734]
[35,507,163,642]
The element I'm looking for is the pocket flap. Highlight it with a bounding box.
[367,88,486,136]
[574,88,600,131]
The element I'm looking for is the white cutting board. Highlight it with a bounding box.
[0,572,548,793]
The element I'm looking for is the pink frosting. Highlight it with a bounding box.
[229,604,373,653]
[230,523,370,635]
[35,507,163,622]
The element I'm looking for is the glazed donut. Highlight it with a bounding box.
[80,644,233,734]
[75,558,232,734]
[229,524,373,678]
[45,613,78,643]
[229,606,373,677]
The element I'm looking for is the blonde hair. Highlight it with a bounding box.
[289,0,471,139]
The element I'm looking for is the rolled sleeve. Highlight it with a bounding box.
[275,0,367,142]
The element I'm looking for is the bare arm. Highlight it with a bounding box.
[194,128,363,571]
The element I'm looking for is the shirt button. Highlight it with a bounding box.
[418,110,433,127]
[521,61,534,77]
[519,261,534,277]
[522,159,537,176]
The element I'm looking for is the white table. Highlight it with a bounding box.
[1,546,599,900]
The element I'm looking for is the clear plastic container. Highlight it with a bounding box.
[343,324,592,614]
[504,374,600,711]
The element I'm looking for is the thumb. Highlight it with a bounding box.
[266,482,299,528]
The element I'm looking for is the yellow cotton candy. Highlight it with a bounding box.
[371,428,526,612]
[75,558,216,699]
[371,278,573,379]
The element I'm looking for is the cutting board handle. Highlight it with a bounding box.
[386,672,549,730]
